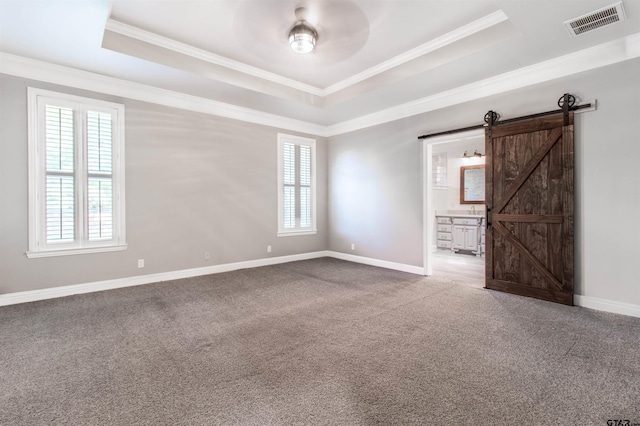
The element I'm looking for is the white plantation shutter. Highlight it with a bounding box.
[277,134,316,236]
[299,145,311,228]
[432,152,448,187]
[44,106,75,243]
[87,111,114,240]
[28,88,126,257]
[87,178,113,240]
[283,142,296,229]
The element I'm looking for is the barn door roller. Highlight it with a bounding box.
[418,93,590,140]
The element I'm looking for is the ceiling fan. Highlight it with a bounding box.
[288,7,318,54]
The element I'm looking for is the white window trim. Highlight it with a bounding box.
[277,133,317,237]
[26,87,127,258]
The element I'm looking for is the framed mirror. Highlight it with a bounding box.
[460,165,485,204]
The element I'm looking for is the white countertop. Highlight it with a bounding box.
[435,213,484,218]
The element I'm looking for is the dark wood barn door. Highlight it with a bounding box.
[485,112,574,305]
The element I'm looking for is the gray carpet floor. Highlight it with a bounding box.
[1,258,639,425]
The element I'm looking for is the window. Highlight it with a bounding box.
[432,152,448,188]
[277,134,316,236]
[27,88,126,257]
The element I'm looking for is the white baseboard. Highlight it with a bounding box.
[0,251,329,307]
[0,250,424,307]
[326,251,426,275]
[574,295,640,318]
[4,252,637,319]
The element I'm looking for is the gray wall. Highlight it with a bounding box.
[2,58,640,309]
[0,76,327,294]
[328,58,640,306]
[327,121,424,266]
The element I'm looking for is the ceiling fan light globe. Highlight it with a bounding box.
[289,34,315,53]
[288,22,317,53]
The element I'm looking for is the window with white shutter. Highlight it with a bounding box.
[432,152,448,188]
[27,88,126,257]
[277,134,316,236]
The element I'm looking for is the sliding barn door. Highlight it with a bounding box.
[485,113,574,305]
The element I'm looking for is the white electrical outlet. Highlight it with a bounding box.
[204,252,210,260]
[351,243,355,251]
[137,259,144,268]
[267,245,272,253]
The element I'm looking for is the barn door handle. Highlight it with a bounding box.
[486,208,492,228]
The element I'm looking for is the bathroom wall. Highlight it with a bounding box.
[432,138,486,214]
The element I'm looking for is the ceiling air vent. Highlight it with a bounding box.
[564,2,626,36]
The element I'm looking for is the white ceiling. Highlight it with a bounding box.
[1,0,639,128]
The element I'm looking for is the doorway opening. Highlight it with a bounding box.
[422,128,485,285]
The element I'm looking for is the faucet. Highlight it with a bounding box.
[470,205,476,215]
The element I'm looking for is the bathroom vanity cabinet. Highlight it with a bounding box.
[436,214,485,256]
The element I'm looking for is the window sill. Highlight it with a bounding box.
[26,244,128,258]
[277,230,317,238]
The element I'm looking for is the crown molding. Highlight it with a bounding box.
[322,10,509,95]
[105,19,325,97]
[105,10,509,98]
[0,52,327,137]
[1,32,638,138]
[325,32,640,136]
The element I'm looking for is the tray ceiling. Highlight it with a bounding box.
[1,0,639,127]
